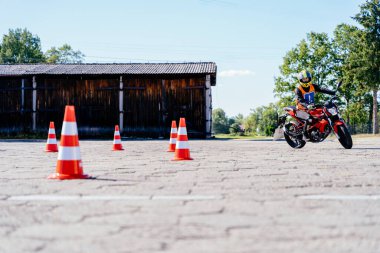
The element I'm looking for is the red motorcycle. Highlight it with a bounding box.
[278,82,353,149]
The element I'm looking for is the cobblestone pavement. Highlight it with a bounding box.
[1,137,380,253]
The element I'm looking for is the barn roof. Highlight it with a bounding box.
[0,62,217,76]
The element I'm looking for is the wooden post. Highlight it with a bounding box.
[119,76,124,133]
[161,79,167,137]
[32,76,37,131]
[21,79,25,112]
[205,75,212,138]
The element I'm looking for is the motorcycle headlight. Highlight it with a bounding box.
[327,107,338,115]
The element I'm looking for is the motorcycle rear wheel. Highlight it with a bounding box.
[284,132,306,149]
[337,125,353,149]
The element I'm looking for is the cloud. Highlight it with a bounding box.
[219,69,255,77]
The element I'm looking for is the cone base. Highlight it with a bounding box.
[112,144,124,151]
[48,173,92,180]
[172,148,192,160]
[167,144,176,152]
[45,144,58,152]
[172,157,193,161]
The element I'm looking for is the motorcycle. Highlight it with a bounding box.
[277,82,353,149]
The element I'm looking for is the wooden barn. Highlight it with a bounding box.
[0,62,217,138]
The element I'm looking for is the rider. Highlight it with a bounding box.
[296,70,335,110]
[295,70,336,139]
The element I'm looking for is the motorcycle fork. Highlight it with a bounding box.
[327,117,340,140]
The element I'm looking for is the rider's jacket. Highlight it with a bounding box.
[295,84,335,110]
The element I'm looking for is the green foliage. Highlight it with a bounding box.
[0,28,85,65]
[353,0,380,82]
[229,114,244,135]
[274,32,336,108]
[212,108,278,137]
[261,103,279,136]
[244,107,262,135]
[352,0,380,133]
[45,44,85,63]
[0,28,45,63]
[229,122,244,135]
[243,103,279,136]
[274,0,380,134]
[332,24,366,126]
[222,1,380,136]
[212,108,230,134]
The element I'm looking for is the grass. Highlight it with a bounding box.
[352,133,380,138]
[215,133,380,140]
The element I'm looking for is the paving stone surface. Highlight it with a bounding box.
[0,137,380,253]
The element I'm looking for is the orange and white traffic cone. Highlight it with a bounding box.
[112,125,124,151]
[172,118,193,161]
[167,120,177,152]
[45,121,58,152]
[48,105,91,180]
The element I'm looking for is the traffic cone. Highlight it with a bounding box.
[48,105,91,180]
[167,120,177,152]
[45,121,58,152]
[172,118,193,161]
[112,125,124,151]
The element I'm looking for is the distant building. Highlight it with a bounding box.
[0,62,217,138]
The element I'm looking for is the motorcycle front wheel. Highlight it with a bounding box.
[337,125,353,149]
[284,132,306,149]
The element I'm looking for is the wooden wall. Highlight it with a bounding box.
[0,74,209,138]
[0,77,33,133]
[35,76,119,136]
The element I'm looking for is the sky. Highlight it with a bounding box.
[0,0,362,116]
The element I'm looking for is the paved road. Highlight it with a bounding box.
[1,137,380,253]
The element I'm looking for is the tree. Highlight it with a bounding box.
[274,32,336,107]
[212,108,230,134]
[0,28,45,63]
[229,114,244,135]
[244,107,263,135]
[261,103,279,136]
[353,0,380,134]
[332,23,367,127]
[243,104,279,136]
[45,44,85,63]
[345,100,370,133]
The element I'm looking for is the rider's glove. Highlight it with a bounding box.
[307,104,315,110]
